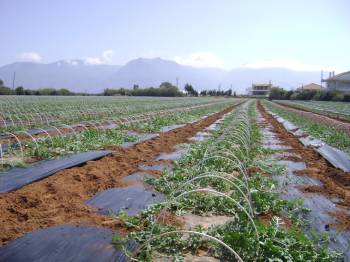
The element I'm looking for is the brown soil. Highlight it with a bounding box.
[280,155,304,162]
[155,211,185,228]
[246,166,270,177]
[272,101,350,136]
[258,211,293,230]
[0,105,235,246]
[329,210,350,230]
[258,100,350,229]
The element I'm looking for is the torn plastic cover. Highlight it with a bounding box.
[86,184,165,216]
[0,150,112,193]
[0,225,137,262]
[160,124,185,132]
[316,144,350,172]
[121,132,159,149]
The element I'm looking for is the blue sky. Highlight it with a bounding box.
[1,0,349,72]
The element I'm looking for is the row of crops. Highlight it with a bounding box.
[0,96,233,131]
[265,100,350,156]
[112,100,338,261]
[274,100,350,122]
[0,96,239,171]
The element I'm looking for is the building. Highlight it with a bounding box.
[248,82,273,97]
[322,71,350,93]
[297,83,323,91]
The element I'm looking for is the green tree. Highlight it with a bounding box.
[160,82,173,89]
[269,87,286,100]
[57,88,72,96]
[15,86,25,95]
[184,83,198,96]
[0,86,15,95]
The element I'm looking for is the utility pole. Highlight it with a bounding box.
[12,72,16,89]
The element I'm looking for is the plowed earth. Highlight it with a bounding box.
[0,105,235,246]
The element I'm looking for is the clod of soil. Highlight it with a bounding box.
[258,211,293,230]
[247,166,271,177]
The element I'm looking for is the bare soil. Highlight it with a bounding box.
[0,105,234,246]
[258,100,350,229]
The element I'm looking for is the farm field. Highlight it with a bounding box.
[274,100,350,122]
[266,100,350,156]
[0,96,238,170]
[0,98,349,261]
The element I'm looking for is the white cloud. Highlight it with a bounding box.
[17,52,42,63]
[173,52,226,69]
[85,49,115,65]
[243,59,337,72]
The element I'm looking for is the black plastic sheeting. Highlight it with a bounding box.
[121,132,159,149]
[271,112,350,172]
[275,159,350,261]
[259,112,350,260]
[0,225,137,262]
[87,184,165,216]
[0,150,112,193]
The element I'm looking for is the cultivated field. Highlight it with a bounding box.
[0,97,349,261]
[274,100,350,122]
[0,96,235,170]
[267,100,350,156]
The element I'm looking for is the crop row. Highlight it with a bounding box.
[264,100,350,156]
[0,100,240,171]
[274,100,350,122]
[111,100,337,261]
[0,96,231,131]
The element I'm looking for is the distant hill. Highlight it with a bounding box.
[0,58,321,93]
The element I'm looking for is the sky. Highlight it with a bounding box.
[1,0,349,72]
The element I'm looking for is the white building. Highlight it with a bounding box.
[322,71,350,93]
[247,82,273,97]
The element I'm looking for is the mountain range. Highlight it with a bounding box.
[0,58,322,94]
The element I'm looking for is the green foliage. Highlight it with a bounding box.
[104,82,183,97]
[15,86,25,95]
[0,86,15,95]
[111,101,339,261]
[5,129,137,161]
[270,86,349,102]
[184,83,198,96]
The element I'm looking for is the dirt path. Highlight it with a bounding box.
[0,105,235,246]
[272,101,350,136]
[258,100,350,229]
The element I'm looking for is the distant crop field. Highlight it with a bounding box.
[0,95,239,170]
[274,100,350,122]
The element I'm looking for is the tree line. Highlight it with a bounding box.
[103,82,183,97]
[1,78,238,97]
[0,79,80,96]
[269,87,350,102]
